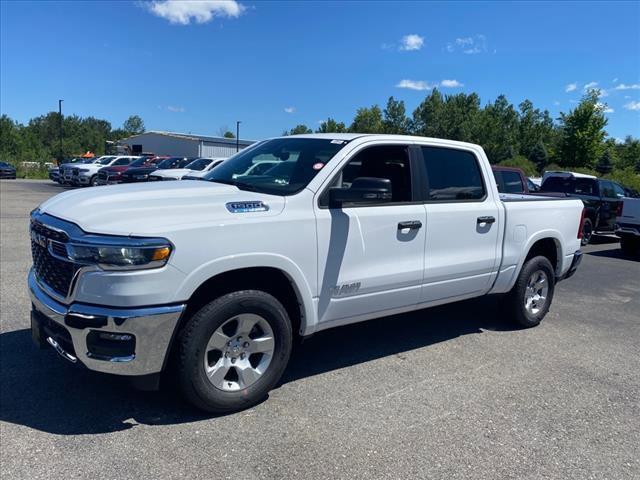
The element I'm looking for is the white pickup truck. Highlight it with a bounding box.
[28,134,584,412]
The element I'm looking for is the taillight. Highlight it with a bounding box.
[577,208,586,239]
[616,201,624,218]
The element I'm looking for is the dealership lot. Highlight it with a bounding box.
[1,180,639,479]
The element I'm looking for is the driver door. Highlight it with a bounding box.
[314,144,426,327]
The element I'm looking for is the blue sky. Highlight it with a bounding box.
[1,0,639,141]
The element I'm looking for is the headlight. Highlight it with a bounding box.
[67,243,172,270]
[78,168,90,173]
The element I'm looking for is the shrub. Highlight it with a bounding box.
[498,156,538,176]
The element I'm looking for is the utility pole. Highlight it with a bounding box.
[236,121,241,152]
[58,99,64,163]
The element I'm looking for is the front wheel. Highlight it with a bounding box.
[176,290,293,413]
[90,175,98,186]
[507,256,556,328]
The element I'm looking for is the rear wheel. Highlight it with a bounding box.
[176,290,292,413]
[507,256,555,328]
[581,218,593,246]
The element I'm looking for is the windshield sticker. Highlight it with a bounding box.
[331,139,347,144]
[313,162,325,170]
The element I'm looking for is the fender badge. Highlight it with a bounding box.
[226,201,269,213]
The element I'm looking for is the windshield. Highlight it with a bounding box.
[129,157,149,167]
[185,158,212,171]
[98,156,116,165]
[157,157,184,169]
[203,138,348,195]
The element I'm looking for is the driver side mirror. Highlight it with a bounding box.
[329,177,392,208]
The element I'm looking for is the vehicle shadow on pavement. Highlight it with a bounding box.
[587,248,640,262]
[0,296,517,435]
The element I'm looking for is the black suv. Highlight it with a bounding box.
[540,172,624,245]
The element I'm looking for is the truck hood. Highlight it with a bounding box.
[38,181,286,236]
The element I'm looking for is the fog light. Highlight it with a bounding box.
[87,330,136,360]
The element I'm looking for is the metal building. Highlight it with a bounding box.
[119,131,255,158]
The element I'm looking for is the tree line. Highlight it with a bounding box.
[285,89,640,188]
[0,114,146,163]
[1,91,638,188]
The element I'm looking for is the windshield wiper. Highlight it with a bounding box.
[209,178,260,192]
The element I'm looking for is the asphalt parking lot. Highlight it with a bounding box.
[1,179,639,480]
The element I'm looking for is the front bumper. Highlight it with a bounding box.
[561,250,582,281]
[29,269,185,376]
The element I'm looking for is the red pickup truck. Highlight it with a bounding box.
[491,166,537,194]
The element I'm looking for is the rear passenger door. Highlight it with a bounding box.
[418,146,501,303]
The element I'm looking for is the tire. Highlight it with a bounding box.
[90,175,98,186]
[176,290,293,413]
[581,218,593,246]
[620,237,639,256]
[507,256,556,328]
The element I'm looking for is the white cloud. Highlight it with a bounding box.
[613,78,619,83]
[399,34,424,51]
[615,83,640,90]
[553,100,561,106]
[396,79,433,91]
[624,101,640,111]
[167,105,185,112]
[284,106,295,114]
[596,102,614,113]
[440,79,463,88]
[565,83,577,92]
[583,81,598,91]
[446,35,487,54]
[146,0,244,25]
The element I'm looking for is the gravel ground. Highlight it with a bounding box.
[1,179,639,480]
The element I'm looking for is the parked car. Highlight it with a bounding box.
[491,166,530,194]
[540,171,624,245]
[0,161,17,179]
[121,157,191,183]
[616,197,640,255]
[28,134,584,413]
[96,156,164,185]
[149,157,226,181]
[59,157,107,185]
[72,156,139,186]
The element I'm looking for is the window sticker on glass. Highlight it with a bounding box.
[313,162,325,170]
[331,139,347,144]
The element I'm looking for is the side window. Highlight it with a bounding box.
[421,147,485,201]
[492,170,505,193]
[600,181,615,198]
[322,145,412,206]
[113,158,129,166]
[612,182,625,198]
[502,171,525,193]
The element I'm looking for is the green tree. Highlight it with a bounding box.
[498,155,538,177]
[595,149,614,174]
[615,136,640,169]
[223,131,235,138]
[289,124,312,135]
[316,118,346,133]
[412,89,445,137]
[122,115,145,135]
[557,91,608,168]
[476,94,519,163]
[518,100,554,158]
[349,105,384,133]
[382,97,410,134]
[528,141,548,173]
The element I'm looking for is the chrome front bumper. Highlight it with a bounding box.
[29,269,185,376]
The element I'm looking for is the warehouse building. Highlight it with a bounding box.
[119,131,255,158]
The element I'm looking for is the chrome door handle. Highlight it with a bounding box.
[477,216,495,224]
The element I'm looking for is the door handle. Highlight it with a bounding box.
[477,216,496,224]
[398,220,422,230]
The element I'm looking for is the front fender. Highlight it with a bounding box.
[173,253,318,335]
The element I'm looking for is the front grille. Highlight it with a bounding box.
[31,220,68,242]
[72,168,79,176]
[31,240,80,298]
[50,241,68,258]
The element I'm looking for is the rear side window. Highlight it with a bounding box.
[421,147,485,201]
[113,158,130,166]
[501,171,524,193]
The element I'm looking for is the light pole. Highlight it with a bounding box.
[236,121,241,152]
[58,99,64,162]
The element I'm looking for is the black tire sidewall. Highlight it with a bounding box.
[178,290,293,413]
[511,256,555,328]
